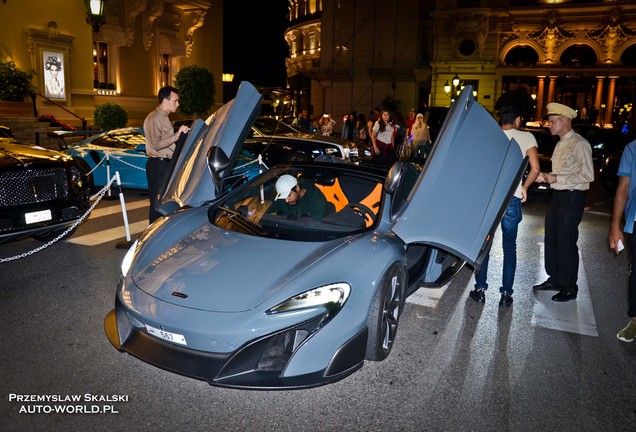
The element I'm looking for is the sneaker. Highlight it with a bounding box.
[499,293,513,307]
[469,289,485,303]
[617,320,636,342]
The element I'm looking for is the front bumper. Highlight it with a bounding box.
[104,295,367,389]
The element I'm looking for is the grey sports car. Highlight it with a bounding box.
[104,82,525,389]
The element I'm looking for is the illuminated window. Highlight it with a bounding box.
[160,54,170,87]
[93,42,108,87]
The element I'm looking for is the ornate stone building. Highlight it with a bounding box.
[285,0,636,131]
[0,0,222,127]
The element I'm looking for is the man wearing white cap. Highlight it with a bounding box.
[533,102,594,302]
[268,174,328,220]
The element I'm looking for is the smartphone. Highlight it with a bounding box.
[618,239,625,253]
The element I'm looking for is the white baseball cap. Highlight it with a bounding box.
[275,175,298,200]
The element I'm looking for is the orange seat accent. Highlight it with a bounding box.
[358,182,382,227]
[316,178,349,212]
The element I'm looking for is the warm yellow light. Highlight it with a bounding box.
[89,0,104,16]
[452,74,460,87]
[222,73,234,82]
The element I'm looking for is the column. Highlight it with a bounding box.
[594,76,605,114]
[604,76,617,127]
[535,76,545,121]
[547,76,557,104]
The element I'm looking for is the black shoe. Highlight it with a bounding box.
[551,290,577,302]
[533,280,559,291]
[469,289,485,303]
[499,294,513,307]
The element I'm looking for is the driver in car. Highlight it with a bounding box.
[268,174,328,220]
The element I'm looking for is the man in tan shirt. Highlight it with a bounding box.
[144,85,190,223]
[533,102,594,302]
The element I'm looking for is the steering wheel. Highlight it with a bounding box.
[347,203,377,226]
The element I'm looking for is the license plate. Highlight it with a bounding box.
[145,324,187,345]
[25,209,52,224]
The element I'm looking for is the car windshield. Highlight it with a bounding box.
[253,117,299,135]
[209,164,384,242]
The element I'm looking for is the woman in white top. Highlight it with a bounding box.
[371,110,395,162]
[410,113,432,158]
[319,114,336,136]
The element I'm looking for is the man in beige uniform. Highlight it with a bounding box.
[533,103,594,302]
[144,86,190,223]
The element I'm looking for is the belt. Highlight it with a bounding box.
[150,157,170,161]
[553,189,584,193]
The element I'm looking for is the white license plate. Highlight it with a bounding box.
[25,209,52,224]
[145,324,187,346]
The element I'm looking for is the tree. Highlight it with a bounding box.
[174,65,215,118]
[93,102,128,130]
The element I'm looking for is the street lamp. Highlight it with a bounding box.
[444,74,462,104]
[222,73,234,83]
[85,0,106,33]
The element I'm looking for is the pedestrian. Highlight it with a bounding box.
[143,85,190,223]
[341,112,355,141]
[319,114,336,136]
[468,105,541,307]
[371,110,396,164]
[292,109,311,130]
[410,112,431,159]
[533,102,594,302]
[608,138,636,342]
[405,109,416,135]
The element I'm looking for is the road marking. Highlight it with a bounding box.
[67,220,149,246]
[88,199,148,219]
[531,243,598,337]
[407,285,448,308]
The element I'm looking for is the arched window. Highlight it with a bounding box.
[621,44,636,66]
[504,46,539,66]
[560,45,597,66]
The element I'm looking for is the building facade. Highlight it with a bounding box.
[285,0,636,132]
[0,0,223,127]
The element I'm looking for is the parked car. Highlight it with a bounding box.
[0,134,92,243]
[598,150,622,194]
[64,127,149,190]
[104,83,524,389]
[572,124,630,166]
[249,116,367,160]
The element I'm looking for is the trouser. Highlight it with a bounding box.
[544,189,585,293]
[474,197,523,295]
[146,157,171,223]
[626,223,636,318]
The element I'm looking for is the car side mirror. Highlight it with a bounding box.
[384,162,404,195]
[207,146,231,195]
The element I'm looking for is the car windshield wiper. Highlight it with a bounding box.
[216,205,267,236]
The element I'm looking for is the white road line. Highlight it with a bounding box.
[67,220,149,246]
[88,199,148,219]
[407,285,448,308]
[531,243,598,337]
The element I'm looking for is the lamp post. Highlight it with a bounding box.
[222,73,234,102]
[443,74,462,105]
[85,0,106,33]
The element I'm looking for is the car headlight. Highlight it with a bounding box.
[68,165,85,189]
[121,240,139,277]
[266,282,350,315]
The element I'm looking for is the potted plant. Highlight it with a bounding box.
[174,65,215,119]
[93,102,128,130]
[0,58,37,102]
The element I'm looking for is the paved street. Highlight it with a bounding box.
[1,181,635,432]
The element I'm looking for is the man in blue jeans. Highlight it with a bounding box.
[468,105,541,307]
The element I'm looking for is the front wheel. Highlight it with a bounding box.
[365,262,407,361]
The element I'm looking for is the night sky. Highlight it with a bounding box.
[223,1,290,89]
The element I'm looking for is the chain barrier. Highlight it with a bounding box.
[0,174,122,263]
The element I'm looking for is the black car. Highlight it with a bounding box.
[572,124,630,166]
[599,150,622,194]
[0,136,92,243]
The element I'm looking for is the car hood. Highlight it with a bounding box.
[391,86,526,266]
[130,209,343,313]
[0,139,74,167]
[158,82,261,212]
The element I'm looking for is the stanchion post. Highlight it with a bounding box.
[114,171,135,249]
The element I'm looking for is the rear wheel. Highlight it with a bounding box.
[365,262,407,361]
